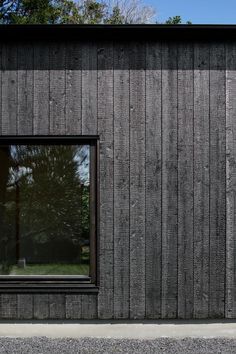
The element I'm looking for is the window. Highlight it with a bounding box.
[0,137,98,293]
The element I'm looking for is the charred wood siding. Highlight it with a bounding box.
[0,39,234,319]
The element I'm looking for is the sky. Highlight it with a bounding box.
[146,0,236,24]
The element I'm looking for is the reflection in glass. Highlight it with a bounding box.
[0,145,90,276]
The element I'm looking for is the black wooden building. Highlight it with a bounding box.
[0,25,235,320]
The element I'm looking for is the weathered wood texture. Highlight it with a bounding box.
[50,43,66,135]
[209,43,226,318]
[66,41,82,135]
[193,43,210,318]
[161,42,178,319]
[226,43,236,319]
[129,42,146,319]
[97,42,114,319]
[1,43,17,135]
[0,39,232,319]
[82,42,97,135]
[17,42,34,135]
[33,43,50,135]
[177,43,194,319]
[145,42,162,319]
[113,42,130,319]
[0,44,2,134]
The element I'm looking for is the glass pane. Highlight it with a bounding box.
[0,144,90,276]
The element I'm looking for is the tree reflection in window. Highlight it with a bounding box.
[0,145,90,276]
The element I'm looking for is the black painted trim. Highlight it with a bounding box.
[0,135,99,145]
[0,136,99,293]
[0,284,99,294]
[1,24,236,41]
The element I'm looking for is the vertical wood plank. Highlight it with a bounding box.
[49,42,66,135]
[129,42,146,319]
[82,42,97,135]
[113,42,130,319]
[81,295,97,319]
[49,294,65,319]
[97,41,114,319]
[81,44,98,318]
[66,295,82,319]
[32,44,50,322]
[177,43,194,319]
[1,43,31,320]
[226,42,236,318]
[1,43,17,135]
[209,43,226,318]
[33,294,49,320]
[193,43,210,319]
[17,295,33,320]
[161,42,178,319]
[0,43,2,134]
[33,43,50,135]
[66,41,82,135]
[145,42,162,319]
[17,42,33,135]
[0,294,17,319]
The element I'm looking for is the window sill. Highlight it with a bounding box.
[0,276,99,293]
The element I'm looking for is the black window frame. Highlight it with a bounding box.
[0,136,99,294]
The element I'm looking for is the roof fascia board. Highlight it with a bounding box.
[0,24,236,41]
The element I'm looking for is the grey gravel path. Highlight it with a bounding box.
[0,337,236,354]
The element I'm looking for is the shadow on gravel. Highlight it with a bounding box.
[0,337,236,354]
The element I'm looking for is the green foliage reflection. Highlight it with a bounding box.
[0,144,90,275]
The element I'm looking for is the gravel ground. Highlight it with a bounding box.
[0,337,236,354]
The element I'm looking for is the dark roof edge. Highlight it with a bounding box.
[1,24,236,41]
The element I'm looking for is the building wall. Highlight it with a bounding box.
[0,39,235,319]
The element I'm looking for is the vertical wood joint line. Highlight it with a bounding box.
[32,43,35,135]
[49,45,51,134]
[177,42,179,318]
[192,42,195,318]
[96,42,98,134]
[144,41,147,318]
[16,44,19,135]
[65,42,67,134]
[80,43,83,134]
[32,294,34,318]
[160,40,163,318]
[208,44,211,318]
[128,43,131,319]
[112,40,115,319]
[224,42,227,318]
[0,44,1,134]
